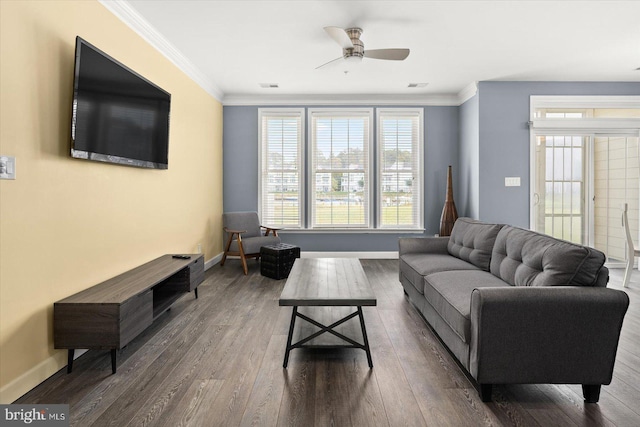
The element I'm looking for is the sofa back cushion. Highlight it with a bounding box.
[490,225,607,287]
[447,218,504,271]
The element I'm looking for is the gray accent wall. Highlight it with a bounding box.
[223,82,640,252]
[223,105,459,251]
[424,106,460,238]
[458,94,479,219]
[477,81,640,227]
[223,106,260,212]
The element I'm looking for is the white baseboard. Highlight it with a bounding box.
[205,253,223,270]
[205,251,398,265]
[1,250,394,403]
[2,252,220,404]
[301,251,398,259]
[0,349,87,404]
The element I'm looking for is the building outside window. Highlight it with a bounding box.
[259,107,424,231]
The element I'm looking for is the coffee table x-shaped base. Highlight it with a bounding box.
[283,306,373,368]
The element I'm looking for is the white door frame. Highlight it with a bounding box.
[529,96,640,266]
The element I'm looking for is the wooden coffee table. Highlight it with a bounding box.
[278,258,377,368]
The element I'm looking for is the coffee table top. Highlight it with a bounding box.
[279,258,376,307]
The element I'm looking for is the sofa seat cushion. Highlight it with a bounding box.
[423,270,510,343]
[490,226,606,287]
[400,254,480,295]
[448,218,504,271]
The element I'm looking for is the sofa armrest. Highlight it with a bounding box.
[469,286,629,385]
[398,236,449,255]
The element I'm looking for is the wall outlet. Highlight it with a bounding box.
[0,156,16,180]
[197,244,202,254]
[505,177,521,187]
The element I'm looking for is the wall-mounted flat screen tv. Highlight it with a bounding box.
[71,37,171,169]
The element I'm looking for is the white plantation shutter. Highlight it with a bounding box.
[378,109,423,228]
[259,109,303,228]
[309,109,372,228]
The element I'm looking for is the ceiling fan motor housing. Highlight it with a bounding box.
[343,27,364,60]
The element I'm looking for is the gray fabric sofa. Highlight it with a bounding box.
[399,217,629,403]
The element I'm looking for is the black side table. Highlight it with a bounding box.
[260,243,301,279]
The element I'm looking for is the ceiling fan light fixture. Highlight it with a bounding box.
[317,26,410,69]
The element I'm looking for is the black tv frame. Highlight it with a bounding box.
[70,36,171,170]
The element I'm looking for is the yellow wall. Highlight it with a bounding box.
[0,1,223,403]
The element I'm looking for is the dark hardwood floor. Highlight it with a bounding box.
[16,259,640,426]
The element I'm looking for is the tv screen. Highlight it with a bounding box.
[71,37,171,169]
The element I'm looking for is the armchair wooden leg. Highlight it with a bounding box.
[220,234,234,266]
[238,241,248,275]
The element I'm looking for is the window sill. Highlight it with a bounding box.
[278,228,426,234]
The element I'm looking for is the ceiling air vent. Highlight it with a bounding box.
[259,83,279,88]
[408,83,428,88]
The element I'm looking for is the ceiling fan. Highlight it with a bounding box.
[317,26,410,69]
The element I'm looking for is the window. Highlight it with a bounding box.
[259,107,425,231]
[309,109,372,228]
[258,109,304,228]
[378,109,423,229]
[534,109,586,119]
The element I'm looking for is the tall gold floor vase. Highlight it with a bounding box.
[439,165,458,237]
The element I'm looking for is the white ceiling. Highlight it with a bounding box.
[108,0,640,103]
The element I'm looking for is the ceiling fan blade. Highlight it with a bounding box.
[323,26,354,49]
[364,48,410,60]
[315,56,344,70]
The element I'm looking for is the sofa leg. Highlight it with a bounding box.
[479,384,492,402]
[582,384,601,403]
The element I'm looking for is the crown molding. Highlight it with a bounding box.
[99,1,480,108]
[99,0,224,102]
[222,93,461,107]
[457,81,478,104]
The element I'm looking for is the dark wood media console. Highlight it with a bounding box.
[54,254,204,374]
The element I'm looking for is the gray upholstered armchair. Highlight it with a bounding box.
[221,211,281,275]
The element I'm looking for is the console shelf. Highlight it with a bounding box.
[152,289,183,319]
[54,254,204,374]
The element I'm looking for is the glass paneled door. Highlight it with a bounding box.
[533,135,588,245]
[593,135,639,263]
[533,133,640,263]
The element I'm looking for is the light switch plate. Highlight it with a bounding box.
[0,156,16,180]
[505,177,520,187]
